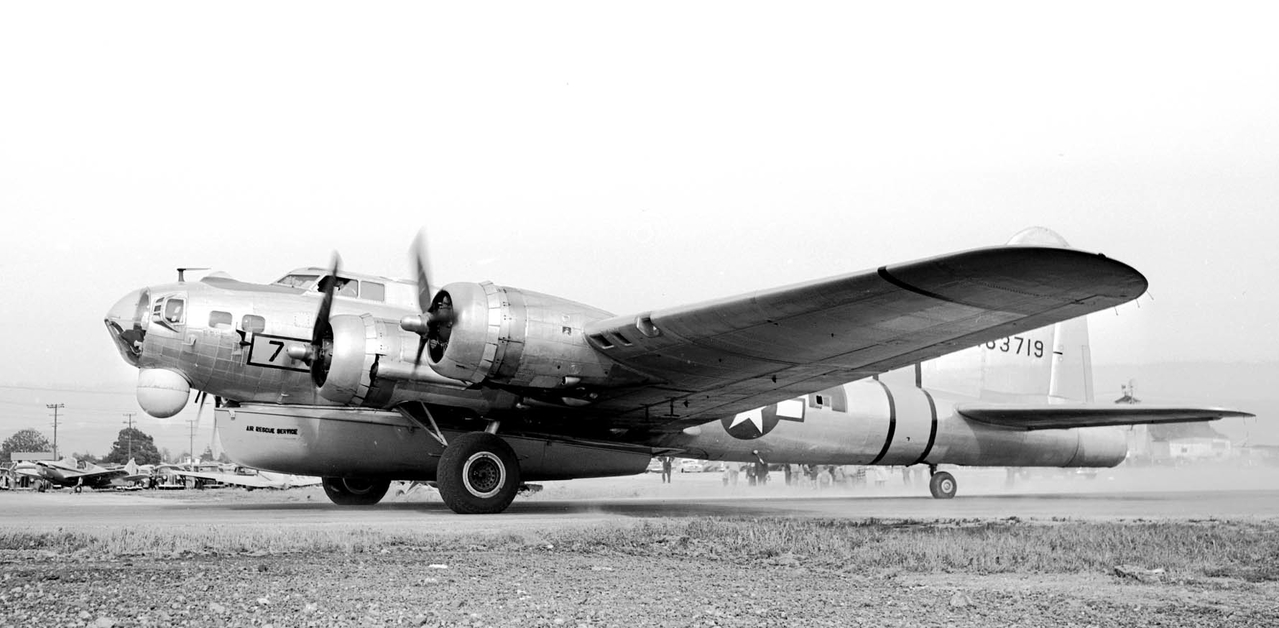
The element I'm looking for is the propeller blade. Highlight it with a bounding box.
[310,252,342,388]
[311,253,342,348]
[411,230,434,314]
[195,391,207,429]
[414,335,428,366]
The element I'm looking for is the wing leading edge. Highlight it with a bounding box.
[957,403,1254,430]
[584,245,1148,429]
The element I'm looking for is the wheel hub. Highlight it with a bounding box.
[342,478,376,495]
[462,452,506,498]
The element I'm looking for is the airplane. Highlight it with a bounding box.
[12,457,142,492]
[164,463,322,490]
[103,227,1251,513]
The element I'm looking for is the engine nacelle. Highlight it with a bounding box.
[316,315,372,404]
[429,282,616,388]
[316,314,469,406]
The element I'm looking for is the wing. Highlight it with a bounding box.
[957,403,1254,430]
[169,470,223,481]
[213,475,278,488]
[55,468,127,484]
[584,245,1147,430]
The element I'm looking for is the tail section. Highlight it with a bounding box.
[921,227,1094,404]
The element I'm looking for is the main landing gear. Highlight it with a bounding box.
[322,477,391,506]
[436,432,522,515]
[928,465,957,499]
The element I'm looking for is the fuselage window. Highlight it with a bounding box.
[163,299,185,325]
[209,311,233,329]
[363,281,385,302]
[809,388,848,412]
[242,314,266,334]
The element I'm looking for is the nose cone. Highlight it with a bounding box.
[105,288,149,366]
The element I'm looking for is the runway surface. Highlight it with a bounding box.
[4,465,1277,535]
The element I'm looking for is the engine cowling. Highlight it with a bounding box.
[314,314,468,406]
[315,314,371,404]
[428,282,616,388]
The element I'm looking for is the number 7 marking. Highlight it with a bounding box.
[268,340,285,361]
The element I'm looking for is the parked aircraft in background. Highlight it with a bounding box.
[12,458,143,492]
[165,464,322,490]
[104,227,1250,513]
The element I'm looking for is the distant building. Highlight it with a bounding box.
[1115,380,1232,463]
[1153,437,1232,460]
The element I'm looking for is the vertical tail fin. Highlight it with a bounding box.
[1046,315,1093,403]
[920,227,1094,403]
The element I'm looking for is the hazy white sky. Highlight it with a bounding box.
[2,2,1276,456]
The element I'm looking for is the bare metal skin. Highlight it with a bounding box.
[104,229,1249,513]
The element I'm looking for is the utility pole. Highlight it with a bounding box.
[122,413,137,460]
[185,419,197,465]
[46,403,64,459]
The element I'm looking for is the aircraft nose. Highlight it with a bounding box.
[105,288,150,366]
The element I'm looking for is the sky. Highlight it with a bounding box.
[1,2,1276,457]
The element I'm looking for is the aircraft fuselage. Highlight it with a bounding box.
[109,267,1127,490]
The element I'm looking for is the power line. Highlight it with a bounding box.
[0,383,134,396]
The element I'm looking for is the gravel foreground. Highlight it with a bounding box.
[3,544,1276,628]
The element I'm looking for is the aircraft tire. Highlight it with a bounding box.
[929,471,957,499]
[437,432,521,515]
[321,477,391,506]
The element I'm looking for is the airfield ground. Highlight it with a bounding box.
[2,464,1278,627]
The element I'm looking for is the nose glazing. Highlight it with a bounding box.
[105,288,149,366]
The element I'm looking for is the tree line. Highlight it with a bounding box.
[0,427,218,466]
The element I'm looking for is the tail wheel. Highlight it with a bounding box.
[322,477,391,506]
[929,471,957,499]
[437,432,521,514]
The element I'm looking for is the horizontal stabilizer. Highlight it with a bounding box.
[957,403,1253,431]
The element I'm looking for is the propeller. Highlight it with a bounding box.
[193,390,223,430]
[310,253,343,388]
[400,232,455,366]
[411,230,433,314]
[194,390,207,427]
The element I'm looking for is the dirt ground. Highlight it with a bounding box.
[3,545,1276,628]
[4,465,1278,627]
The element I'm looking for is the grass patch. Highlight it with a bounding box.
[0,525,523,557]
[3,518,1277,581]
[545,518,1279,580]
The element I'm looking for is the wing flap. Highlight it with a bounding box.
[957,403,1254,431]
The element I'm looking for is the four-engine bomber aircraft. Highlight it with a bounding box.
[103,228,1250,514]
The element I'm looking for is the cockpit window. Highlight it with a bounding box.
[318,275,358,298]
[163,299,185,324]
[362,281,385,302]
[274,274,319,289]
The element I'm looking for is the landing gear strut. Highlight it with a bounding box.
[322,477,391,506]
[928,465,957,499]
[437,432,521,514]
